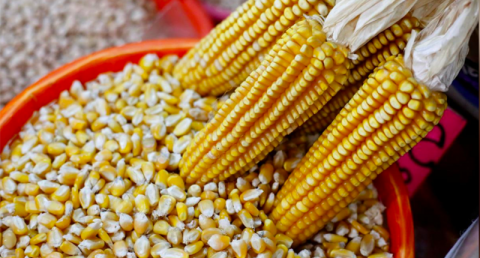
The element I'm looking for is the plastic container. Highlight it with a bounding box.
[0,39,414,258]
[149,0,213,38]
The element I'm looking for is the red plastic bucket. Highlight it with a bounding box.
[0,39,414,258]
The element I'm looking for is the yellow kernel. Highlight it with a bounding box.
[173,118,193,136]
[185,241,204,255]
[153,220,170,235]
[207,234,231,251]
[167,174,185,190]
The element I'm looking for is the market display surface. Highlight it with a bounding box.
[0,0,477,257]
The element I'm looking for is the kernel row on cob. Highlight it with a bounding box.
[174,0,336,96]
[180,13,422,185]
[226,36,280,97]
[345,16,420,88]
[0,53,393,258]
[295,84,361,135]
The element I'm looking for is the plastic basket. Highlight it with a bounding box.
[0,39,414,258]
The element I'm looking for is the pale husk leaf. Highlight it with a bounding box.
[404,0,478,92]
[411,0,457,26]
[322,0,417,53]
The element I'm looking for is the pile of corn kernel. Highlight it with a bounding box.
[0,54,392,258]
[296,186,391,258]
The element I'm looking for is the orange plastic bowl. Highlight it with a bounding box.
[0,39,414,258]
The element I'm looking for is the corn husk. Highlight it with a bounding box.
[322,0,417,52]
[404,0,478,92]
[411,0,457,26]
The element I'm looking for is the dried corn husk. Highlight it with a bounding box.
[404,0,479,92]
[411,0,457,26]
[322,0,417,52]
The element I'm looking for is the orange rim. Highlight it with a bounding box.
[375,164,415,258]
[0,39,414,258]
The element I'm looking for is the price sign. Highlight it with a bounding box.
[397,108,467,197]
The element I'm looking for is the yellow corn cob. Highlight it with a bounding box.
[180,19,351,184]
[174,0,336,96]
[221,36,280,97]
[296,16,421,135]
[270,55,447,244]
[347,16,421,87]
[296,84,361,134]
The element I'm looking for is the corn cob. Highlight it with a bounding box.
[270,55,447,244]
[297,16,421,135]
[174,0,336,96]
[212,34,283,97]
[174,0,274,92]
[180,18,351,184]
[296,83,361,134]
[347,16,421,87]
